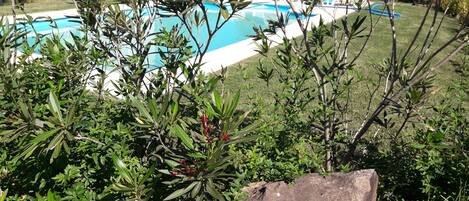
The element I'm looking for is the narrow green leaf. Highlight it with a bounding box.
[112,155,133,184]
[164,182,197,200]
[190,181,202,198]
[63,141,70,155]
[65,104,77,125]
[0,188,8,201]
[47,133,64,151]
[227,91,240,117]
[111,183,132,192]
[231,110,250,131]
[148,98,160,120]
[142,162,157,184]
[50,141,63,163]
[48,91,63,122]
[18,101,31,120]
[158,169,171,175]
[0,130,14,138]
[212,91,222,112]
[172,102,179,115]
[31,128,60,144]
[232,120,260,137]
[206,180,225,201]
[21,144,38,160]
[162,178,182,185]
[187,152,206,159]
[131,96,154,123]
[204,101,218,118]
[165,159,180,168]
[47,190,57,201]
[170,125,194,150]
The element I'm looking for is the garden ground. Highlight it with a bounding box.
[0,0,75,16]
[221,3,462,110]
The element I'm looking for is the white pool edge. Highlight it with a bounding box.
[198,6,354,74]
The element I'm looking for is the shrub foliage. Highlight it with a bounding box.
[0,0,467,200]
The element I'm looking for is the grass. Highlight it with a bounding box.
[0,0,75,16]
[220,3,462,113]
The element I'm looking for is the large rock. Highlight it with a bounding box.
[243,169,378,201]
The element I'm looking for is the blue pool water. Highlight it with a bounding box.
[19,3,309,67]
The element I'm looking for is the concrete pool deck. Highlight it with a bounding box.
[4,2,357,93]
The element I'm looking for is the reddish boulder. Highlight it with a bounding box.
[243,169,378,201]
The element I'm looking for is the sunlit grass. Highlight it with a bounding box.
[221,3,462,112]
[0,0,75,16]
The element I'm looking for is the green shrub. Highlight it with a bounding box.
[233,1,468,200]
[0,0,467,200]
[0,0,255,200]
[441,0,469,22]
[355,47,469,201]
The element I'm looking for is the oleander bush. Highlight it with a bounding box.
[1,0,256,200]
[0,0,468,200]
[356,47,469,200]
[233,0,468,200]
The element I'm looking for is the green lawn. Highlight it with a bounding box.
[0,0,75,16]
[221,3,462,111]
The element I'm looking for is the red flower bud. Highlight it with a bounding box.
[180,159,187,165]
[221,132,230,142]
[202,114,209,137]
[182,166,197,176]
[202,114,207,127]
[170,171,178,176]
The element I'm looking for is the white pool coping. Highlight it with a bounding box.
[4,9,78,23]
[199,5,354,73]
[5,2,356,94]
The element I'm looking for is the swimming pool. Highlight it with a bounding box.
[17,3,308,68]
